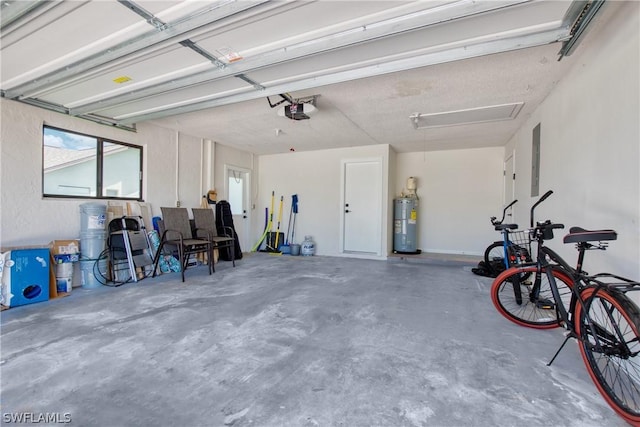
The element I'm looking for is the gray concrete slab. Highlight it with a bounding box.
[0,254,626,426]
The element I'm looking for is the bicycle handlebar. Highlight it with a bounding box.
[505,199,518,210]
[533,219,565,241]
[491,199,518,225]
[530,190,553,227]
[536,220,565,230]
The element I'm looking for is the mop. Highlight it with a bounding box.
[280,194,298,254]
[271,195,284,254]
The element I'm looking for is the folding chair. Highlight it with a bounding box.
[152,207,212,282]
[192,208,236,268]
[108,216,154,283]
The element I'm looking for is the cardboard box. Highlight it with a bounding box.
[49,240,80,256]
[1,248,50,307]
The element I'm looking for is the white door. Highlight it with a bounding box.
[225,165,250,252]
[342,160,382,254]
[504,152,515,222]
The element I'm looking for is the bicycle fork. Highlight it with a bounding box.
[513,267,546,308]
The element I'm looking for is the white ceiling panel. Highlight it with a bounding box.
[191,1,441,57]
[1,2,143,87]
[95,77,252,119]
[133,1,189,16]
[195,1,383,47]
[38,46,210,107]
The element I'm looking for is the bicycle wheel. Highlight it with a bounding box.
[575,287,640,424]
[484,242,506,276]
[491,266,573,329]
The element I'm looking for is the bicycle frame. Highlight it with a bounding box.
[526,225,638,365]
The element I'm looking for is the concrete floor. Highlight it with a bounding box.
[0,253,626,426]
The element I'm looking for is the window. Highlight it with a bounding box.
[227,171,244,215]
[43,126,142,200]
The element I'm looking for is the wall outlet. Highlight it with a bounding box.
[176,201,181,207]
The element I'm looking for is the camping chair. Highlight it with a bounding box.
[192,208,236,268]
[152,207,213,282]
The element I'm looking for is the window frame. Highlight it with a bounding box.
[42,125,143,201]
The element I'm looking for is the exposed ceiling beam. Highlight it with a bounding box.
[2,0,273,99]
[69,0,533,116]
[116,27,570,125]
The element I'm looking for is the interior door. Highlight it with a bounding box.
[342,160,381,254]
[225,166,250,252]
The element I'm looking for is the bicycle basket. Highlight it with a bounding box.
[507,230,533,263]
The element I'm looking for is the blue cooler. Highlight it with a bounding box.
[2,248,50,307]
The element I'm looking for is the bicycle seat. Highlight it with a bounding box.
[564,227,617,243]
[495,223,518,231]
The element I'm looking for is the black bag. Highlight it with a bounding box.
[215,200,243,260]
[471,260,505,278]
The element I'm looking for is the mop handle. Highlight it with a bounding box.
[275,195,284,248]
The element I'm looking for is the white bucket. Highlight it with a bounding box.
[79,203,107,232]
[79,259,108,289]
[55,262,74,278]
[80,231,107,260]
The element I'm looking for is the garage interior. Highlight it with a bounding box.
[1,0,639,426]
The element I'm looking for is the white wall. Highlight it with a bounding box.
[257,144,391,258]
[504,1,640,280]
[0,99,243,248]
[396,147,504,256]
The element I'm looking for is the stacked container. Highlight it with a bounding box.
[50,240,79,293]
[79,203,108,288]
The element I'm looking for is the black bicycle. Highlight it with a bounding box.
[491,197,640,424]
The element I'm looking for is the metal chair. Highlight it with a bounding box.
[191,208,236,268]
[152,207,212,282]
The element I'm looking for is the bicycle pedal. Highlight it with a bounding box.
[535,299,555,310]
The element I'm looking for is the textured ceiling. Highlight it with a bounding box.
[0,0,612,155]
[149,43,572,154]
